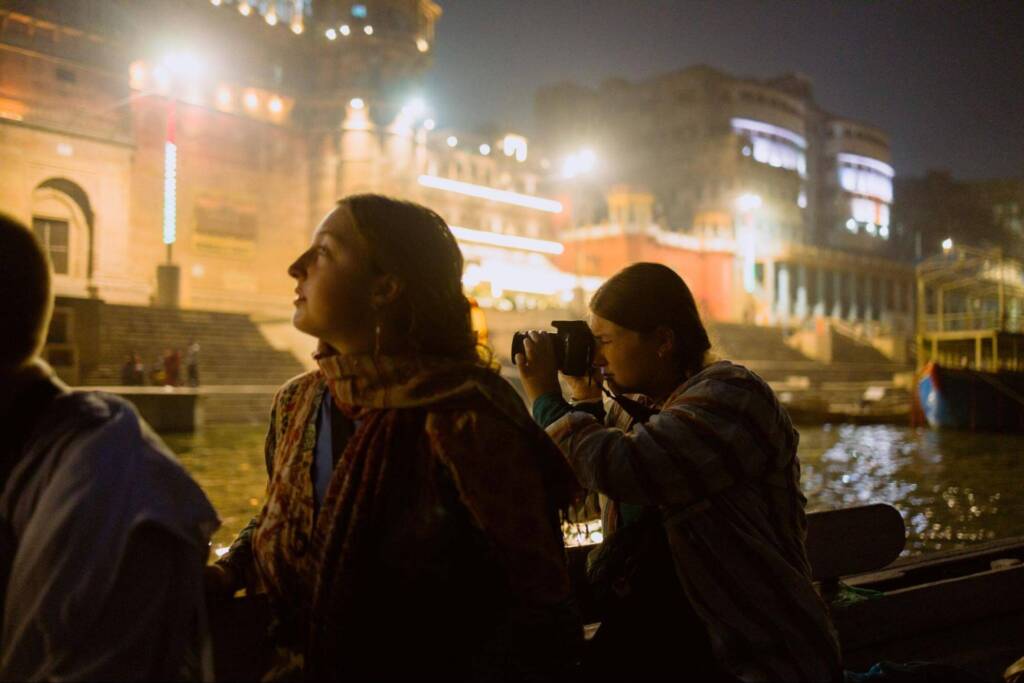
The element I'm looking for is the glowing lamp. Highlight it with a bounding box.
[349,97,365,110]
[735,193,762,212]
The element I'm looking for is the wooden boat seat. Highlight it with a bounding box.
[805,502,906,585]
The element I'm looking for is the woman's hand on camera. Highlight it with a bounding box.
[563,368,604,403]
[514,331,561,404]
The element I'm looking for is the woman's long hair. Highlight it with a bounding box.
[340,194,479,362]
[589,262,711,378]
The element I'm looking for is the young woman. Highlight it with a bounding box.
[516,262,842,682]
[210,195,580,679]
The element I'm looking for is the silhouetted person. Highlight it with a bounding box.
[0,213,220,680]
[163,348,182,387]
[120,352,145,386]
[186,340,200,387]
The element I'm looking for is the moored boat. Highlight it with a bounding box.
[918,361,1024,431]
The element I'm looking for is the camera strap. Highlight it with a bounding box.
[600,385,660,425]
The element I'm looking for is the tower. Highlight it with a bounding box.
[299,0,441,219]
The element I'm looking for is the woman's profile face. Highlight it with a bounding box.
[588,313,665,396]
[288,206,377,353]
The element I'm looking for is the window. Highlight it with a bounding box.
[33,217,70,274]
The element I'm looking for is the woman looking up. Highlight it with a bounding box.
[211,195,580,680]
[515,262,841,682]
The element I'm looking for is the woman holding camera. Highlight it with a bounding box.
[210,195,581,680]
[516,262,841,682]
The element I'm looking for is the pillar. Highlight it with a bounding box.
[778,263,791,323]
[795,263,808,320]
[864,275,874,322]
[847,272,859,322]
[814,267,826,317]
[831,269,843,319]
[879,278,889,324]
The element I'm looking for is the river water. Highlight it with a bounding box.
[168,423,1024,558]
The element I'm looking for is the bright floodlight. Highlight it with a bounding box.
[238,2,251,16]
[479,143,491,155]
[349,97,365,110]
[416,38,429,52]
[404,97,426,117]
[423,118,435,130]
[942,237,954,251]
[244,91,259,110]
[340,24,351,36]
[735,193,762,212]
[364,25,374,35]
[216,86,231,108]
[269,96,283,114]
[326,28,337,40]
[562,148,597,178]
[161,52,204,82]
[446,135,458,148]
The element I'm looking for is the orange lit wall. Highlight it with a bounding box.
[554,234,737,321]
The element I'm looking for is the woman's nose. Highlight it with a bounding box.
[287,252,307,279]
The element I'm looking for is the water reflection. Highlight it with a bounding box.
[799,424,1024,555]
[168,423,1024,557]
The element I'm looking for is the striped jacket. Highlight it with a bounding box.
[546,360,842,682]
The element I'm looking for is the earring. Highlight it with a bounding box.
[374,320,383,358]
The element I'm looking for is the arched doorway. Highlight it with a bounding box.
[31,178,94,295]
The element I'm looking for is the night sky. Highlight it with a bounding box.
[423,1,1024,181]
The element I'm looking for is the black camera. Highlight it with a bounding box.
[511,320,594,377]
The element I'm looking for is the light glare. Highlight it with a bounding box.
[418,175,563,213]
[735,193,762,212]
[349,97,365,109]
[450,226,563,255]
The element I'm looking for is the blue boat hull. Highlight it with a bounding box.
[918,363,1024,432]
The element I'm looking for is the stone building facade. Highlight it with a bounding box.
[536,65,913,329]
[1,0,569,324]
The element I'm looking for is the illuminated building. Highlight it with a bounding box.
[0,0,582,328]
[536,65,914,330]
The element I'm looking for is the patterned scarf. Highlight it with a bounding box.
[306,353,579,677]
